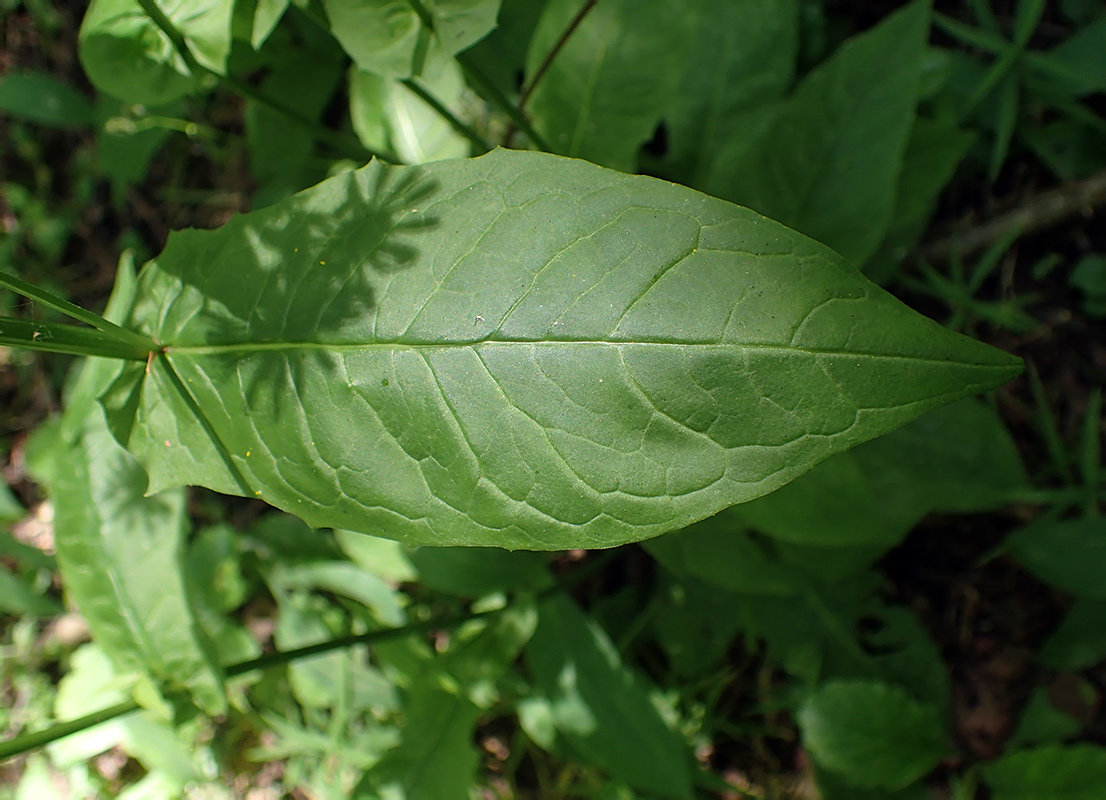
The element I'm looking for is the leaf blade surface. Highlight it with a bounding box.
[113,149,1021,549]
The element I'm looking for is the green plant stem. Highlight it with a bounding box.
[459,55,552,151]
[134,0,386,163]
[500,0,597,148]
[405,0,552,152]
[0,272,158,353]
[0,549,619,761]
[226,606,503,678]
[0,700,140,760]
[519,0,597,109]
[0,317,155,361]
[399,78,492,152]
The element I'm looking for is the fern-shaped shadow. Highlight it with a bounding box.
[148,161,441,413]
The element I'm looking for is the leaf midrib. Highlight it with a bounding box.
[163,339,1018,370]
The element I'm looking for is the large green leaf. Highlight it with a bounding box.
[662,0,798,189]
[107,148,1020,550]
[526,0,695,171]
[714,1,930,265]
[29,257,225,714]
[79,0,234,105]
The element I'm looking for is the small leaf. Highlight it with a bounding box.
[443,601,538,707]
[797,679,946,791]
[351,61,470,165]
[111,149,1021,550]
[1006,518,1106,598]
[982,744,1106,800]
[359,674,482,800]
[325,0,500,78]
[526,595,692,799]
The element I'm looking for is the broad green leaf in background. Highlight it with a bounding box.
[526,595,692,799]
[732,398,1027,547]
[662,0,798,189]
[644,517,802,596]
[324,0,501,78]
[463,0,546,100]
[350,60,470,165]
[79,0,235,105]
[246,20,346,206]
[0,73,95,129]
[868,116,976,280]
[649,574,747,677]
[409,546,551,597]
[1006,518,1106,598]
[715,0,930,266]
[106,148,1020,550]
[797,679,946,791]
[525,0,694,171]
[26,256,226,715]
[982,743,1106,800]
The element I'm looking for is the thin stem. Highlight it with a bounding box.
[0,700,141,760]
[405,0,551,151]
[227,605,501,678]
[0,548,621,761]
[0,272,158,353]
[519,0,597,109]
[460,54,552,151]
[399,78,492,152]
[135,0,388,163]
[501,0,598,149]
[919,169,1106,262]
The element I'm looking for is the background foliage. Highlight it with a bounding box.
[1,0,1105,798]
